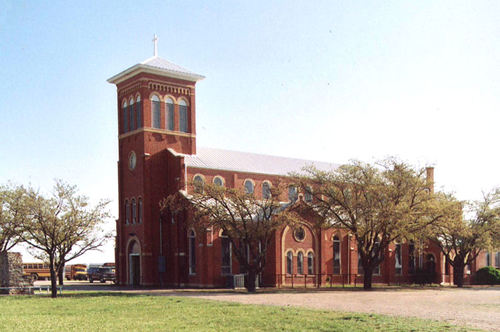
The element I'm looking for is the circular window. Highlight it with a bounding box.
[293,226,306,242]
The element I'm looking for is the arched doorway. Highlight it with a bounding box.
[128,240,141,286]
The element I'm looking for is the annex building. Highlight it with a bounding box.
[108,45,495,288]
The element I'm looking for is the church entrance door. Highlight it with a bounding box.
[130,254,140,286]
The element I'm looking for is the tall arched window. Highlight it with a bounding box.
[288,185,298,202]
[244,180,254,194]
[262,181,271,199]
[131,198,136,224]
[297,252,304,275]
[395,242,402,275]
[165,97,174,131]
[179,99,188,133]
[188,230,196,275]
[408,241,416,274]
[129,98,135,131]
[151,95,161,129]
[136,96,142,128]
[221,231,231,275]
[122,100,128,133]
[125,200,130,224]
[193,175,204,193]
[373,238,381,275]
[138,198,143,224]
[286,251,293,275]
[305,186,313,203]
[333,235,341,274]
[307,252,314,275]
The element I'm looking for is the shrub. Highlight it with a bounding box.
[474,266,500,285]
[412,268,436,285]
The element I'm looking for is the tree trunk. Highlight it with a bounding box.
[453,263,465,288]
[246,269,257,293]
[58,269,64,286]
[50,268,58,298]
[363,266,373,290]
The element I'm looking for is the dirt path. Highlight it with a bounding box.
[184,287,500,331]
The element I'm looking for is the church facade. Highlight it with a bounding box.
[108,50,489,288]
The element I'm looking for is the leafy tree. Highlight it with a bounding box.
[161,182,297,292]
[0,184,28,253]
[293,159,453,289]
[21,180,111,297]
[429,189,500,287]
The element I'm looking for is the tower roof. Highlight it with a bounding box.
[107,55,205,85]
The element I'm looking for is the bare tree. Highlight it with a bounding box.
[21,180,111,297]
[429,189,500,287]
[293,159,454,289]
[161,182,297,292]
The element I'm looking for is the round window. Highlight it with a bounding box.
[293,226,306,242]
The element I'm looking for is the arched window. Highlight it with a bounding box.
[129,98,135,131]
[395,242,402,275]
[373,239,381,275]
[305,186,313,202]
[151,95,161,129]
[333,235,341,274]
[179,99,188,133]
[188,230,196,275]
[286,251,293,275]
[262,181,271,199]
[221,231,231,275]
[288,185,298,202]
[213,176,224,187]
[307,252,314,275]
[193,175,204,193]
[297,252,304,275]
[244,180,254,194]
[122,100,128,133]
[408,241,416,274]
[165,97,174,131]
[138,198,143,224]
[125,200,130,224]
[358,253,364,275]
[131,198,136,223]
[136,96,142,128]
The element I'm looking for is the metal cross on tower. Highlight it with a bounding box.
[153,34,158,57]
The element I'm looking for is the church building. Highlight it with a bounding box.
[108,41,478,288]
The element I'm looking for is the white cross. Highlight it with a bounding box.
[153,34,158,57]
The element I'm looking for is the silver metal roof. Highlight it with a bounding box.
[184,147,338,176]
[107,56,204,84]
[141,56,203,78]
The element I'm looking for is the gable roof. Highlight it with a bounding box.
[107,56,205,84]
[183,147,338,176]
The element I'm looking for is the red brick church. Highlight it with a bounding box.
[108,42,492,288]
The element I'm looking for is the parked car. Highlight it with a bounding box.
[87,266,115,283]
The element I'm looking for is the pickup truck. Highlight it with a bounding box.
[87,267,115,283]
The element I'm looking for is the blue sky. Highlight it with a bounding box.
[1,1,499,263]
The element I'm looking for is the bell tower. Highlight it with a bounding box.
[108,36,204,286]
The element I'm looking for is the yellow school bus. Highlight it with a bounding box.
[22,262,51,280]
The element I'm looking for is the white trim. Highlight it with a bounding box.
[107,63,205,85]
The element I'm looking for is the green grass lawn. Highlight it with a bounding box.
[0,292,478,331]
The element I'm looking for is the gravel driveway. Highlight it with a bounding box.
[188,287,500,331]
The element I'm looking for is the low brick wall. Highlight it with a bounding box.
[0,251,33,295]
